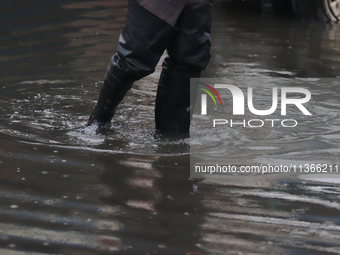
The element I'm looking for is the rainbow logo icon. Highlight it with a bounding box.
[198,82,222,115]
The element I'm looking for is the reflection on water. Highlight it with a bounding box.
[1,1,340,254]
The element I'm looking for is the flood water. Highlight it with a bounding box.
[1,1,340,254]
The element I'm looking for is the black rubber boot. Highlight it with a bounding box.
[155,1,212,134]
[87,0,176,129]
[87,62,134,128]
[155,66,200,134]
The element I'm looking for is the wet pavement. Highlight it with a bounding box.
[1,1,340,254]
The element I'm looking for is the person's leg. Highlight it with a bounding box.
[87,0,177,128]
[155,0,212,134]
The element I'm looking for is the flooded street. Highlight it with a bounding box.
[1,1,340,254]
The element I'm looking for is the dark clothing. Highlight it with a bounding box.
[114,0,212,80]
[163,0,212,71]
[88,0,212,133]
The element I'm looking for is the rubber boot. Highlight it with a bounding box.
[154,1,212,134]
[87,61,135,128]
[155,66,200,134]
[87,0,176,128]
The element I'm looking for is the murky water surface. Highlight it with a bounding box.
[1,1,340,254]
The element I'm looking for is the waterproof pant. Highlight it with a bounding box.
[88,0,212,133]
